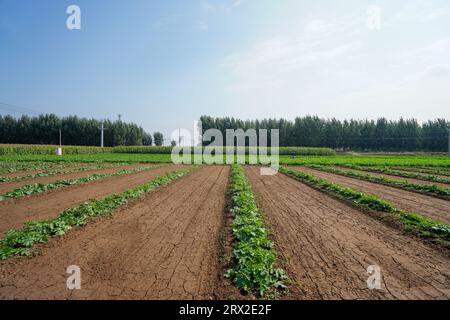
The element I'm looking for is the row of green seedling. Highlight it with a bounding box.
[0,168,191,260]
[280,167,450,248]
[337,164,450,185]
[225,164,288,298]
[0,165,162,200]
[0,163,124,182]
[306,165,450,200]
[391,166,450,177]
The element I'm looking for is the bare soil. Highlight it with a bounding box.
[245,166,450,300]
[0,165,229,300]
[0,164,183,236]
[290,166,450,225]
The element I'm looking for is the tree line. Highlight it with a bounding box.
[0,114,165,147]
[200,116,449,151]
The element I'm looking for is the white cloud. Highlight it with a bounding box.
[220,15,363,91]
[197,0,246,30]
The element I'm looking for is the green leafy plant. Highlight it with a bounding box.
[1,165,163,200]
[306,165,450,199]
[0,169,191,260]
[225,165,288,297]
[336,164,450,184]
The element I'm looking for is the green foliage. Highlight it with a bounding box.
[226,165,288,297]
[200,116,449,151]
[1,165,160,200]
[0,164,121,182]
[280,167,450,248]
[279,155,450,167]
[0,169,190,260]
[0,144,112,155]
[307,164,450,199]
[337,164,450,184]
[0,114,149,147]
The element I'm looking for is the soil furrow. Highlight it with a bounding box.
[0,164,182,236]
[290,166,450,225]
[245,166,450,300]
[0,165,229,300]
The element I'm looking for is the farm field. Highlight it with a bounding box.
[0,156,449,300]
[290,166,450,224]
[2,153,450,167]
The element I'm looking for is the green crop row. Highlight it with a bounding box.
[391,167,450,177]
[0,165,160,200]
[280,167,450,248]
[0,169,191,260]
[0,144,113,155]
[337,164,450,184]
[0,144,335,156]
[307,165,450,199]
[0,164,119,182]
[225,164,287,297]
[0,161,84,174]
[113,146,336,156]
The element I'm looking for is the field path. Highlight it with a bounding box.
[290,166,450,225]
[0,165,229,300]
[0,164,183,236]
[0,163,146,195]
[246,166,450,300]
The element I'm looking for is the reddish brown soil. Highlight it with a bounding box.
[0,163,146,195]
[333,166,450,188]
[245,166,450,300]
[290,166,450,225]
[0,164,183,236]
[0,166,229,300]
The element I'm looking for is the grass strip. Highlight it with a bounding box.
[306,165,450,200]
[225,164,288,297]
[280,166,450,248]
[0,168,191,260]
[0,165,162,200]
[337,164,450,184]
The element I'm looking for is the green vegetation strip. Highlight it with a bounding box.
[0,165,162,200]
[306,165,450,199]
[392,167,450,177]
[0,162,83,174]
[280,167,450,248]
[225,164,287,297]
[337,164,450,184]
[0,165,116,182]
[0,168,191,260]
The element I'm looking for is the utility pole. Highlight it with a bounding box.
[100,121,105,148]
[59,128,62,146]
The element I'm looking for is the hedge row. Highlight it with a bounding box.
[0,144,336,156]
[0,144,112,155]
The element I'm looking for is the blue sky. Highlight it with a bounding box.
[1,0,450,140]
